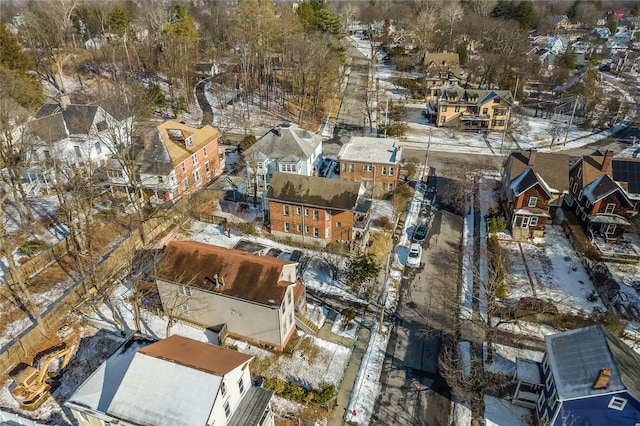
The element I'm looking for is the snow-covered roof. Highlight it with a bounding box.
[247,123,322,162]
[515,358,542,384]
[338,136,401,164]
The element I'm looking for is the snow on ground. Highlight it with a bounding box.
[460,185,474,320]
[270,395,327,426]
[452,400,472,426]
[484,395,533,426]
[484,343,544,377]
[331,314,360,340]
[495,320,561,340]
[305,303,328,330]
[500,226,605,315]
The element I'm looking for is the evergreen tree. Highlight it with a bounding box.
[0,23,41,108]
[107,4,130,37]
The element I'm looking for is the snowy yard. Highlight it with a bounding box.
[484,396,533,426]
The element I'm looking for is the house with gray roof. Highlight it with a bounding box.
[65,334,274,426]
[536,325,640,425]
[265,173,371,248]
[244,123,323,193]
[501,149,569,241]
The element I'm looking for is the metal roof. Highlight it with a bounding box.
[228,387,274,426]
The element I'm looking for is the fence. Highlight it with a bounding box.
[0,215,178,375]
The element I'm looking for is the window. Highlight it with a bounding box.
[342,163,347,172]
[43,150,51,159]
[530,216,539,226]
[364,164,373,172]
[540,410,549,425]
[296,224,301,232]
[193,169,201,182]
[545,372,554,391]
[313,209,319,220]
[158,175,164,184]
[605,223,616,234]
[577,167,582,178]
[441,105,447,112]
[441,117,446,123]
[74,146,82,158]
[336,222,342,228]
[521,216,530,228]
[482,108,488,114]
[192,153,198,165]
[569,177,574,188]
[179,285,192,297]
[325,227,331,238]
[181,304,190,316]
[382,166,387,175]
[495,98,501,104]
[325,210,331,220]
[305,208,309,217]
[537,391,545,411]
[314,227,319,237]
[185,137,193,148]
[543,356,549,373]
[283,205,290,216]
[389,167,394,176]
[284,222,290,232]
[605,203,616,214]
[224,401,231,418]
[382,183,387,192]
[205,161,210,173]
[221,381,227,396]
[94,142,102,154]
[608,397,627,410]
[305,225,309,234]
[455,105,460,112]
[388,183,393,191]
[578,190,583,201]
[585,199,591,209]
[572,183,578,194]
[203,146,208,157]
[528,197,537,207]
[349,163,354,172]
[288,291,293,305]
[238,377,245,394]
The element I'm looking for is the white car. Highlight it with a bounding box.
[406,243,422,268]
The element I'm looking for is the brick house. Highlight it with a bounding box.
[564,151,640,242]
[501,150,569,240]
[155,241,306,351]
[265,173,371,248]
[338,136,402,198]
[429,84,513,132]
[138,121,224,204]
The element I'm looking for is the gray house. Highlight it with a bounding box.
[155,241,306,351]
[244,123,323,192]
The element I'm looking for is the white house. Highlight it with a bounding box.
[243,123,323,193]
[65,334,275,426]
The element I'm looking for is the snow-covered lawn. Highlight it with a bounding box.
[484,343,544,377]
[484,395,533,426]
[331,314,360,340]
[500,226,605,315]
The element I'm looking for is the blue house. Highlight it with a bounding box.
[537,325,640,425]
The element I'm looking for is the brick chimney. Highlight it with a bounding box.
[528,149,537,166]
[592,368,611,389]
[601,150,613,172]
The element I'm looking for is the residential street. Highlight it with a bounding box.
[372,171,462,425]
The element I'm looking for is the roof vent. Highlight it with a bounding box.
[592,368,611,389]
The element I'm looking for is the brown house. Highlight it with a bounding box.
[155,241,306,351]
[338,136,402,198]
[564,151,640,242]
[422,52,460,92]
[265,173,371,248]
[501,150,569,240]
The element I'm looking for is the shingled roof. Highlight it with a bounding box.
[245,123,322,162]
[266,173,361,210]
[503,150,569,195]
[155,241,298,307]
[575,152,640,199]
[545,325,640,400]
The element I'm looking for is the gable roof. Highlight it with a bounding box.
[423,52,460,77]
[139,121,221,175]
[503,150,569,195]
[510,168,552,199]
[156,241,297,306]
[436,84,514,106]
[245,123,322,162]
[545,325,640,400]
[582,173,633,206]
[338,136,401,165]
[66,335,252,426]
[266,173,361,210]
[575,154,640,199]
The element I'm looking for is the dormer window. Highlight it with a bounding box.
[185,136,193,148]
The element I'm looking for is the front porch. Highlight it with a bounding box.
[510,208,551,242]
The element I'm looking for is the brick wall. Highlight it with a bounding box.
[339,161,398,197]
[174,140,223,196]
[269,200,354,244]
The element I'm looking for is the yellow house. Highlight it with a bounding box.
[431,84,514,132]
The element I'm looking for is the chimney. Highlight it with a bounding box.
[528,149,537,166]
[592,368,611,389]
[601,150,613,172]
[59,95,71,111]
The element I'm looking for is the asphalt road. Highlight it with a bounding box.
[372,171,462,426]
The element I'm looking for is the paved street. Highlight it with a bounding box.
[372,171,463,426]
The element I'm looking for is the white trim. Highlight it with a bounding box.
[608,396,627,410]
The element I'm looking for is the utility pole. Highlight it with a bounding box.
[563,95,579,146]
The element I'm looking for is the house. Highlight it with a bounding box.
[429,84,513,132]
[338,136,402,198]
[564,151,640,242]
[551,15,580,32]
[155,241,306,351]
[65,334,274,426]
[244,123,323,193]
[536,325,640,426]
[24,98,133,194]
[265,173,371,248]
[501,149,569,240]
[422,52,460,91]
[590,27,612,39]
[138,120,224,204]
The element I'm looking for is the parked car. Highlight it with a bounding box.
[413,224,427,243]
[406,243,422,268]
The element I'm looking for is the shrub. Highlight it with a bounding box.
[97,209,116,223]
[18,239,47,256]
[262,377,336,408]
[341,308,356,328]
[237,221,256,235]
[589,309,627,337]
[487,216,506,235]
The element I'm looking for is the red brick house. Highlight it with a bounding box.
[265,173,371,248]
[564,151,640,242]
[501,150,569,240]
[139,121,224,204]
[338,136,402,198]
